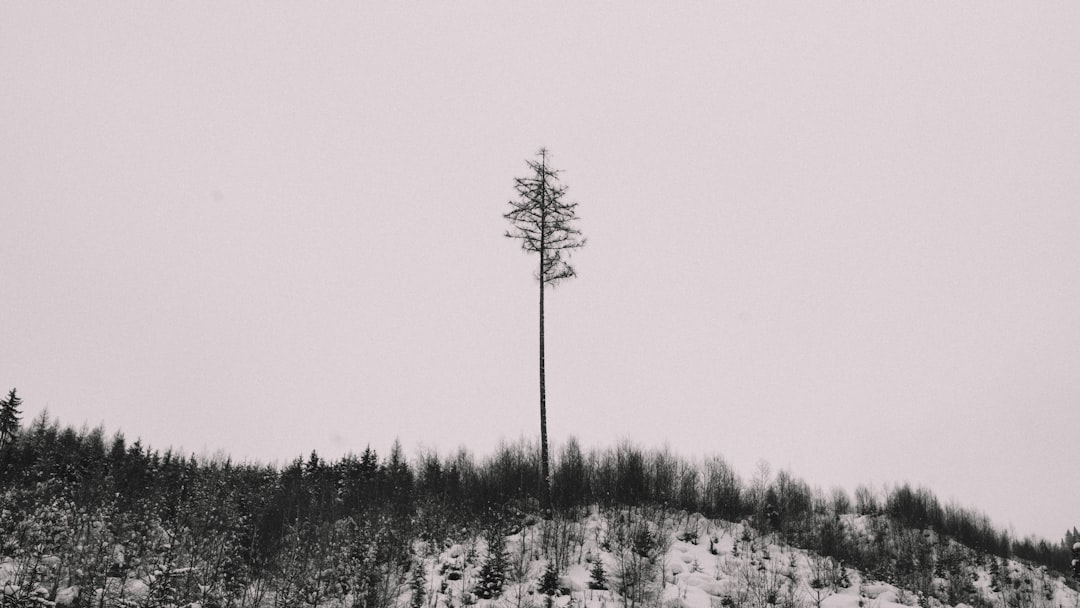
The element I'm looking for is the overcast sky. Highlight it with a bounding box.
[2,3,1078,541]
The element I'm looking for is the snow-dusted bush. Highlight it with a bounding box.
[607,507,672,608]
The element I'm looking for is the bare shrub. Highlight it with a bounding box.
[606,506,672,608]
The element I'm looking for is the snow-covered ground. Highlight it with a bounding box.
[418,509,1078,608]
[2,508,1075,608]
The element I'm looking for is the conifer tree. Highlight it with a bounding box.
[539,560,560,608]
[504,148,586,517]
[1072,540,1079,580]
[474,525,509,599]
[588,558,608,590]
[0,388,22,450]
[988,556,1003,593]
[410,558,427,608]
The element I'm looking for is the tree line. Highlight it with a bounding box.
[1,408,1074,601]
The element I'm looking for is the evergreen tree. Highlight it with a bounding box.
[385,439,414,514]
[410,558,427,608]
[588,558,608,590]
[988,556,1004,593]
[504,148,586,517]
[0,388,22,449]
[1072,540,1079,580]
[474,525,509,599]
[539,560,560,608]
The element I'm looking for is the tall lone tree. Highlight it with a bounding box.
[504,148,585,516]
[0,388,22,450]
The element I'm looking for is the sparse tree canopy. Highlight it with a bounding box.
[505,148,586,286]
[504,148,586,517]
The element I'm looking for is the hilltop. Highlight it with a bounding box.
[0,413,1076,607]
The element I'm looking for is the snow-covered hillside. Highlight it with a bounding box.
[1,424,1074,608]
[1,505,1076,608]
[414,508,1078,608]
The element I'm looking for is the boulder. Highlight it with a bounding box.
[54,586,80,607]
[125,579,149,601]
[558,575,584,593]
[876,590,898,604]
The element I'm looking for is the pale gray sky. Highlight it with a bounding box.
[2,3,1077,541]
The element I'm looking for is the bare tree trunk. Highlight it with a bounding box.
[539,160,552,519]
[540,244,552,519]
